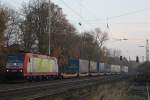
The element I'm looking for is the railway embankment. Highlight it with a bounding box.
[43,79,149,100]
[2,76,148,100]
[0,75,127,100]
[43,80,129,100]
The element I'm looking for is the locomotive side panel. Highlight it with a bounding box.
[24,53,58,76]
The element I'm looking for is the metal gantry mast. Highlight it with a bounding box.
[48,0,51,56]
[146,39,149,61]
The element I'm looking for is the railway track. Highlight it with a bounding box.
[129,82,150,100]
[0,75,127,100]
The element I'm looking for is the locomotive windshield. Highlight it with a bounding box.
[6,53,24,68]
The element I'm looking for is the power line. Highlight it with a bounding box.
[60,0,150,34]
[60,0,106,48]
[60,0,107,28]
[83,7,150,21]
[79,21,150,24]
[79,1,104,21]
[66,7,150,22]
[79,0,109,31]
[60,0,98,32]
[108,7,150,20]
[60,0,83,19]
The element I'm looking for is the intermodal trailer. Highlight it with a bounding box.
[121,66,128,74]
[79,59,89,76]
[6,53,58,80]
[89,61,98,76]
[62,59,79,78]
[110,65,121,74]
[99,63,105,75]
[104,63,111,75]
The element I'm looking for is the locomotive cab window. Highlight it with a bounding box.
[29,58,30,62]
[6,53,24,68]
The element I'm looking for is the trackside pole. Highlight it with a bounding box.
[147,83,150,100]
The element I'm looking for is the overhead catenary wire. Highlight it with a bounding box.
[60,0,109,30]
[60,1,119,43]
[7,0,150,29]
[6,0,150,42]
[4,0,150,23]
[60,0,105,52]
[75,0,150,24]
[77,7,150,22]
[58,1,150,60]
[108,7,150,20]
[60,0,84,20]
[59,1,150,38]
[78,1,104,22]
[79,1,110,32]
[60,0,96,29]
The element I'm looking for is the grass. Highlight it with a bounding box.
[87,81,146,100]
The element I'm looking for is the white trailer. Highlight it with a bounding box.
[79,59,89,76]
[99,63,105,75]
[110,65,121,74]
[89,61,98,76]
[121,66,128,73]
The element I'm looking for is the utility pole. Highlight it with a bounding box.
[146,39,149,61]
[48,0,51,55]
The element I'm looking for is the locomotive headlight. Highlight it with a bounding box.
[6,70,9,72]
[20,69,23,72]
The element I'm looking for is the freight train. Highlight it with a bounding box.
[5,53,128,80]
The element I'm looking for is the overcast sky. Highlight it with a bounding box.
[1,0,150,61]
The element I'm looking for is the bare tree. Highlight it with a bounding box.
[0,6,10,68]
[0,6,8,46]
[95,28,108,48]
[21,0,77,56]
[4,9,22,47]
[79,28,108,61]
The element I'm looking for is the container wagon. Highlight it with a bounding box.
[6,53,58,80]
[62,59,89,78]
